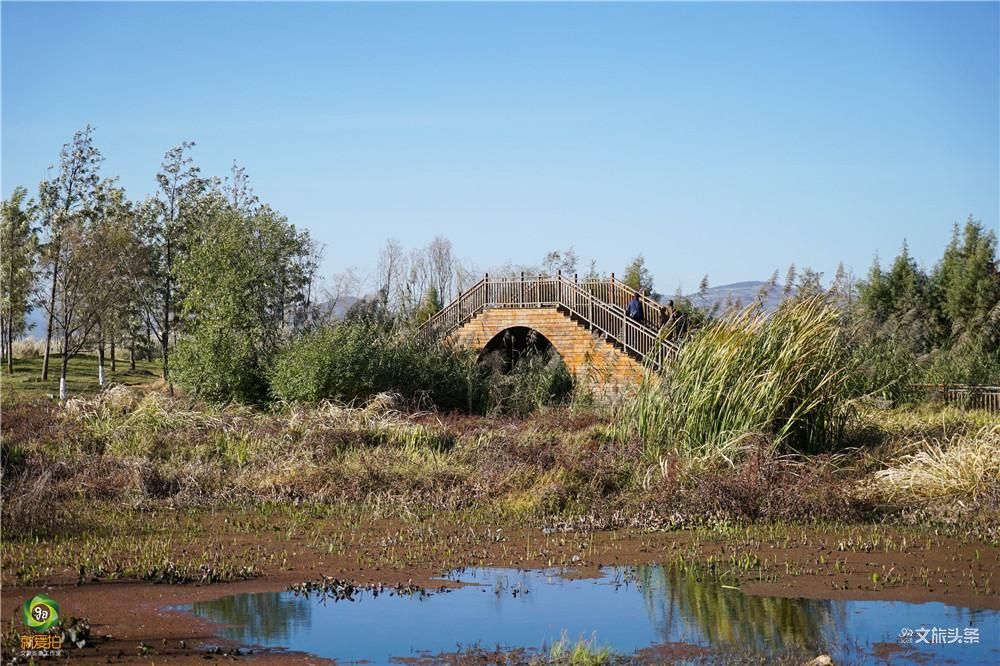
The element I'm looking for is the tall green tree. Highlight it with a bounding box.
[173,198,314,403]
[413,286,442,326]
[885,241,925,316]
[91,180,144,379]
[1,187,39,373]
[931,217,1000,337]
[46,204,123,390]
[146,142,206,389]
[37,126,103,380]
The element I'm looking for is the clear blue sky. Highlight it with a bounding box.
[3,1,998,294]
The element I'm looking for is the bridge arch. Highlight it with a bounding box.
[448,308,645,398]
[480,326,562,372]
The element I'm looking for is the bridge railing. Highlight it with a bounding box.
[423,273,680,368]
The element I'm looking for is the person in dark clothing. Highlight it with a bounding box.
[626,292,644,324]
[658,306,670,334]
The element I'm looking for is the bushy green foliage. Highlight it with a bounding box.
[413,286,442,326]
[270,319,574,414]
[270,318,481,410]
[174,201,313,404]
[924,332,1000,386]
[174,325,272,404]
[480,346,574,416]
[845,334,921,403]
[623,254,655,294]
[858,217,1000,385]
[1,187,39,365]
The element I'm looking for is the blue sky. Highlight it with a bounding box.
[3,1,998,294]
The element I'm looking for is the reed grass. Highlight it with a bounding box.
[614,297,854,460]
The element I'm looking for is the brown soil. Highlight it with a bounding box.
[3,517,998,664]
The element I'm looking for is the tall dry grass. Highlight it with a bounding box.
[11,338,47,358]
[871,425,1000,503]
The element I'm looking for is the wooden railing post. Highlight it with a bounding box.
[520,272,525,305]
[457,289,463,321]
[484,272,489,306]
[557,269,562,304]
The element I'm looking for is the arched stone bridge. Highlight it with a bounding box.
[423,273,679,397]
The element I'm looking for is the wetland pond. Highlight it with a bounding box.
[182,566,999,664]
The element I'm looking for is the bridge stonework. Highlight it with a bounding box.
[447,308,646,399]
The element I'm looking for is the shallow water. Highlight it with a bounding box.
[182,566,999,665]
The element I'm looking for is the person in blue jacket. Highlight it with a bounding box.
[626,291,644,324]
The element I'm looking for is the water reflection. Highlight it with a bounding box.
[191,591,311,643]
[183,566,998,665]
[633,564,846,650]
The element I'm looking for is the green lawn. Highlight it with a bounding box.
[0,354,162,402]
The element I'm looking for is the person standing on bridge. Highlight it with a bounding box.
[626,291,644,324]
[658,302,674,337]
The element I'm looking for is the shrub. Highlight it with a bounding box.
[270,318,575,414]
[480,346,573,416]
[845,333,921,404]
[923,332,1000,386]
[174,326,272,404]
[269,318,481,410]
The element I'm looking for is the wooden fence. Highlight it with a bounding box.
[914,384,1000,413]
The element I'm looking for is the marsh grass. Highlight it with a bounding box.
[548,634,613,665]
[614,297,855,461]
[1,381,990,544]
[871,425,1000,503]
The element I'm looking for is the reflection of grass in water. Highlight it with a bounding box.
[633,565,846,650]
[191,592,311,643]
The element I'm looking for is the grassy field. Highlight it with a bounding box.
[0,353,162,402]
[3,382,997,538]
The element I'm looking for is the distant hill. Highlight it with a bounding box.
[315,295,360,321]
[681,280,788,313]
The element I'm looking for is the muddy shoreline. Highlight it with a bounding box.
[3,521,998,664]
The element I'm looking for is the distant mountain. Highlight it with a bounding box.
[315,295,360,321]
[681,280,788,313]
